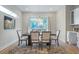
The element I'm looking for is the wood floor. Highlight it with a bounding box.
[0,41,79,54]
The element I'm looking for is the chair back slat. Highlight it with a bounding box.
[42,31,51,42]
[31,31,39,42]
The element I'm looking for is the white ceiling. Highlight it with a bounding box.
[16,5,64,12]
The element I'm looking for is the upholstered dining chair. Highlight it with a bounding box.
[30,31,40,49]
[41,31,51,49]
[17,30,28,46]
[51,30,60,46]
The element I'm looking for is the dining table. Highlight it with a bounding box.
[22,33,56,46]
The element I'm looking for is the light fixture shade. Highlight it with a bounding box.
[0,5,17,18]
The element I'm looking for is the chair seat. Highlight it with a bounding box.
[20,36,28,40]
[20,39,27,41]
[51,36,57,40]
[32,41,39,42]
[41,41,50,42]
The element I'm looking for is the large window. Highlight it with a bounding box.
[28,16,48,33]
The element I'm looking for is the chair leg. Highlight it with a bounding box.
[57,40,59,46]
[31,43,32,50]
[18,42,19,46]
[18,41,20,46]
[41,43,42,50]
[26,40,27,46]
[49,45,50,50]
[55,40,56,44]
[21,41,22,44]
[39,43,40,50]
[49,43,51,50]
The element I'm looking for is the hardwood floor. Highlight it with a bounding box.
[0,41,79,54]
[63,44,79,54]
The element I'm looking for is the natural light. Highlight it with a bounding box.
[0,5,17,18]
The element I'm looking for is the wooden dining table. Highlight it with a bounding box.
[22,33,56,46]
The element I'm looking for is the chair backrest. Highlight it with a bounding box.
[56,30,60,39]
[69,31,77,44]
[42,31,51,42]
[17,30,22,40]
[30,31,39,42]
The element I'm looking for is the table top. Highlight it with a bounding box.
[51,34,56,36]
[22,33,30,36]
[22,33,56,36]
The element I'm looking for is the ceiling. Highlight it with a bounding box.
[16,5,64,12]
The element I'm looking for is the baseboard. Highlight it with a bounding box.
[0,40,17,51]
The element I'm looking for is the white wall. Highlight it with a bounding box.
[56,6,66,43]
[0,6,22,50]
[22,12,56,34]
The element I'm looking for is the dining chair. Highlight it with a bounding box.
[68,31,77,45]
[41,31,51,49]
[51,30,60,46]
[30,31,40,49]
[17,30,28,46]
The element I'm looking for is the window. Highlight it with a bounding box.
[28,16,48,33]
